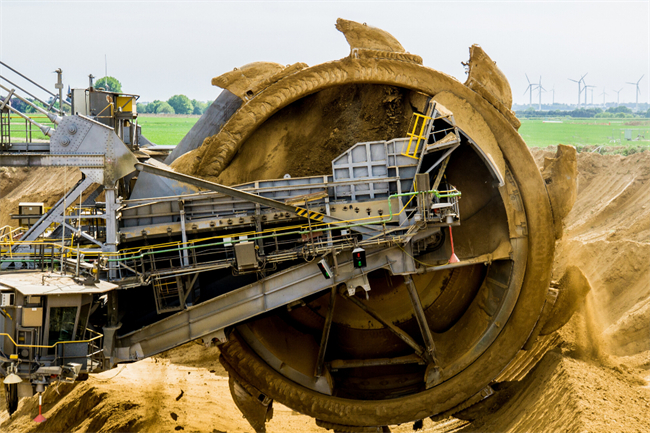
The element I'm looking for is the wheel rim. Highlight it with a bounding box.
[209,58,554,427]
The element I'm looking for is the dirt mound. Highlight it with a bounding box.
[454,349,649,433]
[532,147,650,361]
[470,147,650,431]
[0,342,327,433]
[1,382,140,433]
[0,167,81,228]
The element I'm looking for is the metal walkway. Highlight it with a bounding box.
[114,245,414,361]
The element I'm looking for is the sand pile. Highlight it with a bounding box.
[533,147,650,366]
[0,342,325,433]
[1,149,648,432]
[0,167,81,228]
[452,147,649,433]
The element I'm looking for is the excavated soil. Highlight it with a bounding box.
[215,83,424,185]
[1,148,648,432]
[0,167,81,229]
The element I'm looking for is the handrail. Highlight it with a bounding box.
[0,225,23,243]
[0,61,65,103]
[0,189,460,285]
[0,189,460,268]
[0,329,102,349]
[403,112,432,158]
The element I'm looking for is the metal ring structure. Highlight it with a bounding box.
[200,56,555,427]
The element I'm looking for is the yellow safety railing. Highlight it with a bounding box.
[0,193,424,266]
[0,225,23,243]
[0,329,103,350]
[0,187,463,277]
[402,112,431,159]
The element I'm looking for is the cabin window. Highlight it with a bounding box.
[48,306,77,351]
[74,304,90,340]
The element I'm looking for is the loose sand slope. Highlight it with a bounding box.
[1,148,648,432]
[0,167,81,228]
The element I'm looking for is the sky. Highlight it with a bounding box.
[0,0,648,106]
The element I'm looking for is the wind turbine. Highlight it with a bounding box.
[569,73,587,106]
[524,74,538,107]
[551,85,555,105]
[626,75,644,109]
[614,87,623,105]
[582,77,595,106]
[537,76,546,110]
[599,87,608,106]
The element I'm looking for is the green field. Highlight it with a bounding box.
[10,114,650,152]
[518,118,650,148]
[137,115,199,145]
[137,116,650,150]
[6,114,201,145]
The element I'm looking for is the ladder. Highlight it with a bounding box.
[401,101,461,159]
[152,276,185,314]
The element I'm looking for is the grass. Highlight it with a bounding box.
[137,115,199,145]
[138,116,649,151]
[9,114,650,154]
[5,114,200,145]
[518,118,650,148]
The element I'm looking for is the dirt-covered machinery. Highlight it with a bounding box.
[0,19,588,431]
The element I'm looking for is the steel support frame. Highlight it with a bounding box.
[114,246,414,361]
[134,162,376,236]
[404,274,439,365]
[315,285,337,377]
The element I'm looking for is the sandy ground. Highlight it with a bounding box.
[1,147,648,432]
[0,167,81,229]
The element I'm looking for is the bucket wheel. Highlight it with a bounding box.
[188,19,556,431]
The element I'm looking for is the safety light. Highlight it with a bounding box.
[317,259,332,279]
[352,248,366,269]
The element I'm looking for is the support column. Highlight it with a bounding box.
[404,275,438,365]
[103,186,118,279]
[179,200,189,267]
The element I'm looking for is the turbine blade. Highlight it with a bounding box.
[638,75,645,84]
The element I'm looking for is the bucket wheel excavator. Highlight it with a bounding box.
[0,19,587,432]
[168,19,583,432]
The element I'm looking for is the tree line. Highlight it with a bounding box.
[516,106,650,119]
[93,76,210,115]
[137,95,209,115]
[8,76,210,116]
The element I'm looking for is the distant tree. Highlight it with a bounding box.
[167,94,193,114]
[23,98,46,113]
[156,101,175,114]
[146,100,163,114]
[606,106,632,114]
[9,98,28,112]
[191,99,208,115]
[48,97,71,114]
[95,76,123,93]
[136,102,148,113]
[646,108,650,118]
